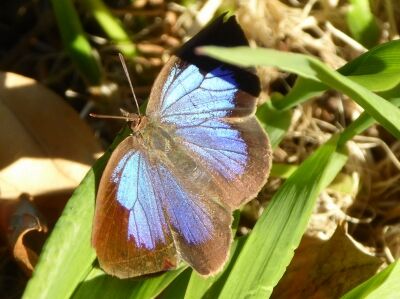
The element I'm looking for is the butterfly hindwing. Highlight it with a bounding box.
[92,136,177,278]
[152,145,232,275]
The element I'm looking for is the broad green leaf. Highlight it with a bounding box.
[346,0,379,48]
[218,136,348,298]
[200,46,400,139]
[341,260,400,299]
[51,0,102,85]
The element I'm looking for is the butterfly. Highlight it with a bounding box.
[92,14,272,278]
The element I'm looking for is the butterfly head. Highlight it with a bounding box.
[129,114,148,133]
[116,109,147,133]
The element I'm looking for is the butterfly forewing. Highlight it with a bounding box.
[147,57,271,209]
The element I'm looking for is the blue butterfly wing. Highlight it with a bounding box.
[93,134,232,277]
[147,57,271,209]
[152,145,232,275]
[92,136,176,278]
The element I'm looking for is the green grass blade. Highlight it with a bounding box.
[200,46,400,139]
[23,169,97,299]
[82,0,136,57]
[160,269,192,298]
[184,237,246,299]
[51,0,102,85]
[341,261,400,299]
[269,163,298,179]
[277,39,400,111]
[339,97,400,146]
[72,266,187,299]
[346,0,379,48]
[273,76,326,111]
[339,40,400,91]
[128,266,187,299]
[22,128,130,299]
[256,100,292,148]
[183,211,242,298]
[72,268,135,299]
[217,136,348,298]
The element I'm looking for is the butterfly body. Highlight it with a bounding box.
[92,15,271,278]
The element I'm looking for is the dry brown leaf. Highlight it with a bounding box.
[0,72,102,198]
[0,71,103,274]
[272,225,383,299]
[0,194,47,275]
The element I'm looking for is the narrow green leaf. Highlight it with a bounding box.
[184,237,246,299]
[270,163,298,179]
[218,136,348,298]
[200,46,400,139]
[82,0,136,57]
[160,268,192,298]
[22,128,130,299]
[273,76,326,111]
[346,0,379,48]
[341,261,400,299]
[339,40,400,91]
[72,265,186,299]
[72,268,135,299]
[277,39,400,111]
[128,266,187,299]
[256,100,292,148]
[51,0,102,85]
[339,97,400,146]
[183,212,242,298]
[23,169,97,299]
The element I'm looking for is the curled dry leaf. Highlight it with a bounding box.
[272,225,383,299]
[0,194,47,275]
[0,71,102,273]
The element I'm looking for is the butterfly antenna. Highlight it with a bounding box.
[89,113,133,121]
[118,53,141,116]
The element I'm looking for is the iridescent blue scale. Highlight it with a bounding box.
[92,14,272,278]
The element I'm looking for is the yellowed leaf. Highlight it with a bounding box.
[272,225,383,299]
